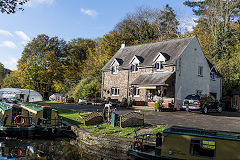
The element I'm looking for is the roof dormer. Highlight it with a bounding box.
[111,58,123,66]
[153,52,167,63]
[129,55,144,65]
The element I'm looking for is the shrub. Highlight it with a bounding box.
[73,77,101,101]
[156,100,160,110]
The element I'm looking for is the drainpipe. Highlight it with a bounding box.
[127,69,130,101]
[102,72,104,98]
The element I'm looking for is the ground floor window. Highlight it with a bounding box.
[134,88,140,97]
[190,139,216,158]
[111,88,119,96]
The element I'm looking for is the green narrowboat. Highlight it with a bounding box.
[128,126,240,160]
[0,102,35,135]
[19,103,64,135]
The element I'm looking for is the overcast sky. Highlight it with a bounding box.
[0,0,197,70]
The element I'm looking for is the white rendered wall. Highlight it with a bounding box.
[175,37,217,108]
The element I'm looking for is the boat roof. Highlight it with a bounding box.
[20,103,43,113]
[163,126,240,141]
[0,103,10,111]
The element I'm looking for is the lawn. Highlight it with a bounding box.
[54,107,167,138]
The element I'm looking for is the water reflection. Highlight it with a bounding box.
[0,138,97,160]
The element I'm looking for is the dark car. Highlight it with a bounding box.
[182,94,222,114]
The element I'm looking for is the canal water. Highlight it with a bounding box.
[0,138,99,160]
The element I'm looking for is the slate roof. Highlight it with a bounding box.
[131,72,174,86]
[102,36,195,71]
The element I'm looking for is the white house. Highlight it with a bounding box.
[101,36,222,108]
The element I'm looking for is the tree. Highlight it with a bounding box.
[114,5,179,45]
[0,62,4,81]
[64,38,96,82]
[184,0,240,96]
[17,34,67,93]
[81,31,122,78]
[73,77,101,101]
[0,0,28,14]
[154,4,179,38]
[1,70,22,88]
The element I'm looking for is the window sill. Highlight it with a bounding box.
[111,95,119,96]
[112,73,118,75]
[134,95,140,97]
[198,75,203,77]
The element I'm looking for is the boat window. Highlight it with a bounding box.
[190,139,215,158]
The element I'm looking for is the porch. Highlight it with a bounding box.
[130,72,175,108]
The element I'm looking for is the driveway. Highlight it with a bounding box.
[45,103,240,132]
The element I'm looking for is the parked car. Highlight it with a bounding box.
[182,94,222,114]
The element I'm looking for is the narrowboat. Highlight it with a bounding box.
[128,126,240,160]
[0,102,35,136]
[19,103,65,135]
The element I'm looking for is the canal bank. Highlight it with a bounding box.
[71,125,132,159]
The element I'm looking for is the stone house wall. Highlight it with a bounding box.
[102,66,175,102]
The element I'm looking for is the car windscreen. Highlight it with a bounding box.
[185,95,200,100]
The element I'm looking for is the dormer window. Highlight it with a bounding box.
[155,61,164,71]
[112,66,118,74]
[131,64,138,72]
[210,72,215,80]
[130,55,142,73]
[111,58,122,75]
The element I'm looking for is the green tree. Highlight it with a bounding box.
[73,77,101,101]
[1,71,22,88]
[0,62,4,81]
[114,5,179,45]
[17,34,67,93]
[0,0,28,14]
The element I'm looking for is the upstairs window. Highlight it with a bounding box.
[210,72,215,80]
[111,88,119,96]
[112,66,118,74]
[155,61,164,71]
[198,66,203,77]
[131,64,138,72]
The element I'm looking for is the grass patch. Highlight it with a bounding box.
[146,126,168,136]
[39,101,63,103]
[54,106,167,138]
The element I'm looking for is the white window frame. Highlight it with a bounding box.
[112,66,118,74]
[131,64,138,73]
[134,88,140,97]
[198,66,203,77]
[155,61,164,71]
[111,88,119,96]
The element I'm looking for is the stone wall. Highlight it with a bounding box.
[71,126,131,159]
[102,66,176,102]
[102,68,152,101]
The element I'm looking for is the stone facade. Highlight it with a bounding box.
[102,66,174,102]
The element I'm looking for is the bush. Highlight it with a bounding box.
[73,77,101,101]
[156,100,160,110]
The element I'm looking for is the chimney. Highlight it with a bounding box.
[121,40,126,49]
